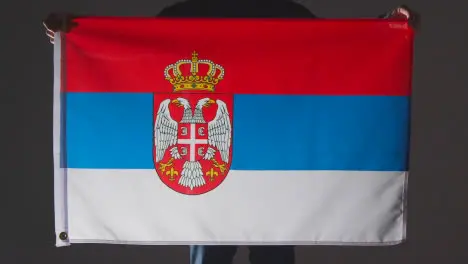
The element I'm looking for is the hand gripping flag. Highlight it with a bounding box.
[53,18,414,247]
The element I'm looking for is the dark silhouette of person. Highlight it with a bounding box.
[42,1,419,263]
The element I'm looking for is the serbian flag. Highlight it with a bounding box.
[53,17,414,247]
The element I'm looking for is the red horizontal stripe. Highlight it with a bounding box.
[64,18,413,95]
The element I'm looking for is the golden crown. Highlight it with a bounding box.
[164,51,224,92]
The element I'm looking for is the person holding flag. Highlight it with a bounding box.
[43,1,419,263]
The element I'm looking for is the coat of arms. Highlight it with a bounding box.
[153,51,233,195]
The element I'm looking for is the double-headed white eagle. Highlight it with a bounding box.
[154,97,231,190]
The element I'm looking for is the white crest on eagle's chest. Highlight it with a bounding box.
[154,97,232,190]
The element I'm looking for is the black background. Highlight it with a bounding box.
[3,0,468,263]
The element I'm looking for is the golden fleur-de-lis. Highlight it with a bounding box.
[206,168,218,181]
[166,167,179,181]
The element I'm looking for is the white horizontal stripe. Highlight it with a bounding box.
[65,169,407,246]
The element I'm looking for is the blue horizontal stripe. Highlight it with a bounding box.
[65,93,409,171]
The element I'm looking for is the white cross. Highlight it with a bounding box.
[177,124,208,161]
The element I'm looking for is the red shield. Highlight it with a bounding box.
[153,93,233,195]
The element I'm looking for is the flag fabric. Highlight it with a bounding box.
[53,17,414,247]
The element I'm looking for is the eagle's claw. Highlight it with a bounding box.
[159,158,174,173]
[211,159,227,174]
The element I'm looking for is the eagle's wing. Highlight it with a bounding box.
[206,100,232,163]
[154,99,179,162]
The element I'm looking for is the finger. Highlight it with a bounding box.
[46,27,55,36]
[46,30,55,39]
[397,7,410,19]
[43,21,53,32]
[47,34,55,44]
